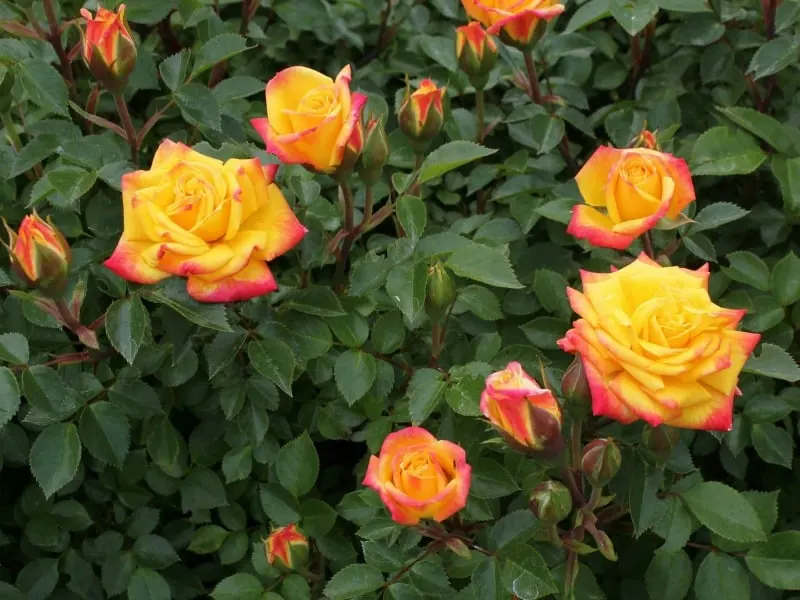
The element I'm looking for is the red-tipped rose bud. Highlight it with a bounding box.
[561,357,591,419]
[426,262,457,322]
[642,426,680,463]
[265,524,309,571]
[3,212,71,296]
[455,22,498,89]
[581,439,621,488]
[359,116,390,184]
[530,480,572,524]
[80,4,137,93]
[481,362,564,458]
[398,79,446,151]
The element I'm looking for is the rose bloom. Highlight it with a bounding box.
[568,146,695,250]
[481,362,562,454]
[461,0,564,48]
[558,255,761,431]
[363,427,471,525]
[105,140,306,303]
[251,65,366,174]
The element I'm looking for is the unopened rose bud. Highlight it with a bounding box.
[591,528,617,561]
[265,524,309,571]
[530,480,572,524]
[80,4,137,93]
[359,116,389,184]
[398,79,445,151]
[455,22,498,89]
[561,357,591,419]
[642,426,680,463]
[426,262,457,322]
[581,439,622,488]
[3,212,71,297]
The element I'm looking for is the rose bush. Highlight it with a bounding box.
[0,0,798,598]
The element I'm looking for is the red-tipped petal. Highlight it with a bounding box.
[186,259,277,303]
[567,204,636,250]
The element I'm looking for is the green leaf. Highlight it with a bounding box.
[397,195,427,242]
[127,568,171,600]
[221,445,252,483]
[470,458,519,499]
[188,525,229,554]
[324,564,385,600]
[174,82,221,130]
[180,467,227,511]
[159,50,190,91]
[248,339,296,396]
[30,423,82,498]
[690,126,767,176]
[645,550,693,600]
[722,251,771,292]
[132,535,180,569]
[744,343,800,382]
[212,75,265,103]
[106,296,149,365]
[191,34,249,78]
[211,573,263,600]
[417,142,497,184]
[455,285,502,320]
[260,483,301,525]
[717,106,792,153]
[335,350,378,405]
[499,543,557,599]
[205,331,247,379]
[771,155,800,216]
[0,367,20,429]
[747,36,799,80]
[446,245,523,289]
[277,431,320,497]
[371,312,406,354]
[680,482,766,543]
[79,402,130,468]
[386,261,427,322]
[687,202,749,234]
[300,499,338,537]
[47,166,97,206]
[407,368,447,424]
[285,286,346,317]
[8,134,60,179]
[770,251,800,306]
[745,531,800,590]
[694,552,750,600]
[145,278,232,331]
[0,332,28,364]
[532,270,571,319]
[751,423,794,469]
[17,59,68,116]
[610,0,658,35]
[565,0,611,32]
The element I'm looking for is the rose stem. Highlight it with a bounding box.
[475,86,488,213]
[642,231,656,260]
[333,182,355,290]
[42,0,76,100]
[114,93,139,165]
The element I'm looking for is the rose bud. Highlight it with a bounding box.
[529,480,572,524]
[265,524,309,571]
[2,212,71,296]
[425,262,457,322]
[455,22,498,88]
[581,439,622,488]
[359,116,390,185]
[398,79,446,151]
[481,362,563,458]
[80,4,137,93]
[561,356,591,419]
[642,426,681,463]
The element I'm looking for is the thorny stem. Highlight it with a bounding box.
[384,543,441,588]
[642,231,656,260]
[55,298,90,340]
[137,100,175,147]
[410,153,425,197]
[85,85,101,132]
[114,94,139,165]
[333,183,356,289]
[43,0,76,100]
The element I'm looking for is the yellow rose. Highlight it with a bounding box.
[251,65,367,174]
[104,140,307,303]
[558,255,761,431]
[461,0,565,49]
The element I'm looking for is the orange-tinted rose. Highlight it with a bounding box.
[251,65,367,174]
[455,22,498,85]
[104,139,306,303]
[568,146,695,250]
[461,0,564,49]
[80,4,137,92]
[363,427,471,525]
[558,255,761,431]
[3,212,71,296]
[265,524,309,571]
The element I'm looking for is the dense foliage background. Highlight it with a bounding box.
[0,0,799,598]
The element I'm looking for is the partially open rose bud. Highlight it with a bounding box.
[80,4,137,93]
[455,22,498,88]
[265,524,309,571]
[581,439,622,488]
[530,480,572,524]
[3,212,71,297]
[398,79,446,151]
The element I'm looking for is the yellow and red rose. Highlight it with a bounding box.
[461,0,564,49]
[481,362,562,455]
[104,140,306,303]
[398,79,446,144]
[568,146,695,250]
[251,65,367,174]
[558,255,761,431]
[363,427,471,525]
[265,524,309,571]
[455,22,498,84]
[3,212,71,296]
[80,4,137,92]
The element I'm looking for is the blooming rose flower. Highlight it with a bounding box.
[363,427,471,525]
[251,65,367,174]
[461,0,564,49]
[558,255,761,431]
[568,146,695,250]
[105,140,306,303]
